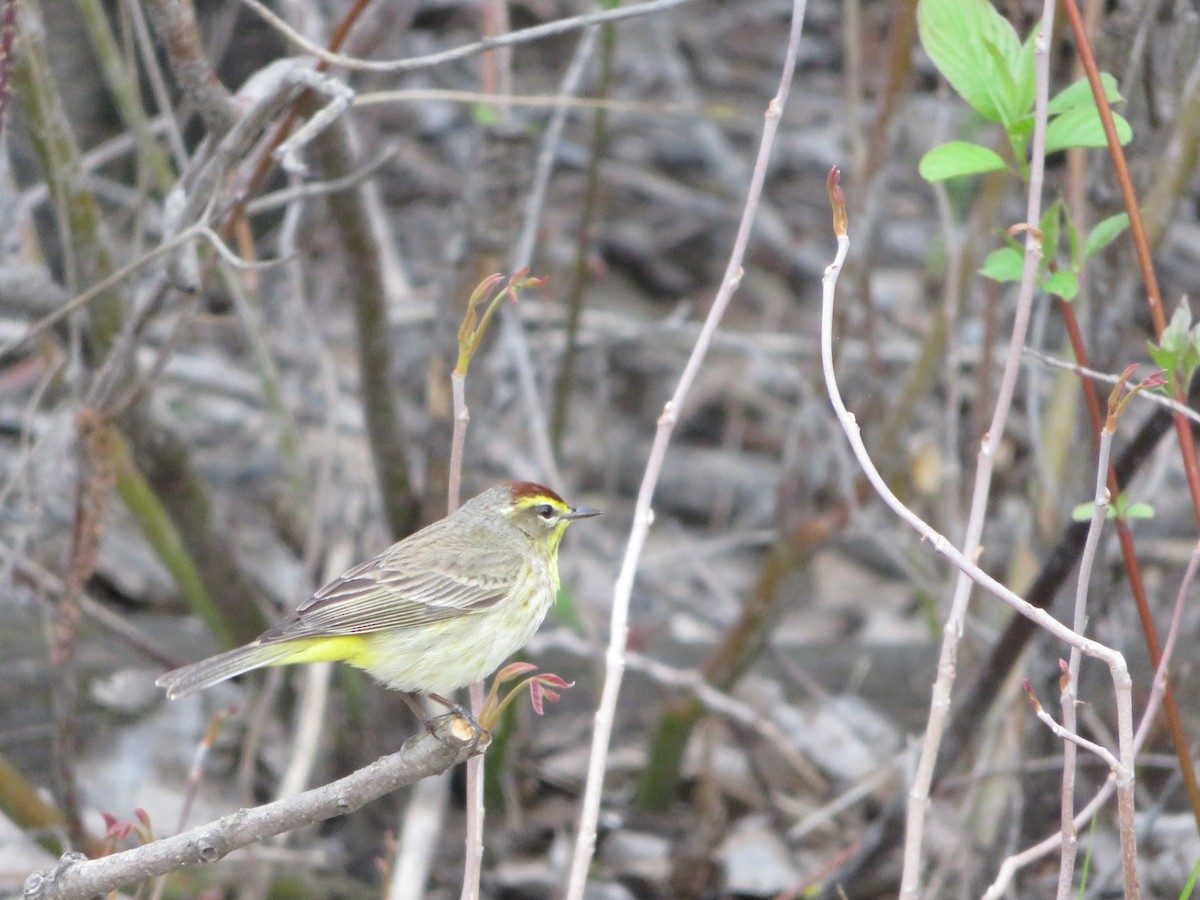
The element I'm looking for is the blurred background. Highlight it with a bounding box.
[3,0,1200,896]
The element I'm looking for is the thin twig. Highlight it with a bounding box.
[820,169,1140,897]
[0,0,16,138]
[140,0,236,137]
[1024,348,1200,424]
[1063,0,1200,846]
[551,21,611,453]
[449,367,484,900]
[898,0,1058,891]
[1055,378,1119,899]
[355,88,685,116]
[983,541,1200,898]
[1029,686,1121,771]
[54,412,118,851]
[17,116,176,212]
[0,223,204,362]
[562,0,810,894]
[502,24,600,492]
[22,719,484,900]
[4,549,177,668]
[244,145,401,215]
[534,630,826,790]
[239,0,699,74]
[122,0,188,170]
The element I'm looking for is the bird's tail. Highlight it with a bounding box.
[156,642,297,699]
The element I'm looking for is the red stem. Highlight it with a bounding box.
[1052,8,1200,820]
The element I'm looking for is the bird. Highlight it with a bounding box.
[156,481,600,712]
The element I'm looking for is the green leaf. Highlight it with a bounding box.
[919,142,1010,181]
[1122,502,1155,520]
[1041,270,1078,300]
[1149,302,1200,395]
[471,103,502,126]
[1083,213,1130,259]
[1071,502,1096,522]
[981,35,1024,127]
[1146,343,1175,373]
[918,0,1026,124]
[1039,199,1062,263]
[1160,302,1194,355]
[1044,107,1133,154]
[1064,208,1082,270]
[1006,117,1032,176]
[1011,25,1039,124]
[1047,72,1125,116]
[980,246,1025,282]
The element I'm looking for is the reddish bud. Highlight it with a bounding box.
[1140,370,1167,390]
[494,661,539,684]
[827,167,848,238]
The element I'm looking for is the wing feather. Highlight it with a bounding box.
[260,533,523,641]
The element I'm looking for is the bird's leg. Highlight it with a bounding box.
[427,692,492,738]
[399,692,440,734]
[402,692,484,737]
[428,691,475,723]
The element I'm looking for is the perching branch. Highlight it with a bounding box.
[23,718,485,900]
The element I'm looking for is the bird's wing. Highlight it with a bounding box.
[261,541,521,640]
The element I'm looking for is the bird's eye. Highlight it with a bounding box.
[536,504,555,520]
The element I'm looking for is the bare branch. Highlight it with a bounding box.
[23,719,484,900]
[563,0,811,894]
[238,0,700,74]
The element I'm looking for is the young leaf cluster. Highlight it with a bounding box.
[915,0,1133,301]
[1071,493,1154,523]
[1147,301,1200,396]
[917,0,1132,183]
[979,204,1129,301]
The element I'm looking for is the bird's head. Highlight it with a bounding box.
[492,481,601,548]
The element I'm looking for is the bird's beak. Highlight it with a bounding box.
[565,505,601,520]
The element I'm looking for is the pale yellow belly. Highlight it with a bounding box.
[352,586,555,696]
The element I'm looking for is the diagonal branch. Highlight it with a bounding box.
[22,719,483,900]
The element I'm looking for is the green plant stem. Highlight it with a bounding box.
[110,426,235,648]
[634,703,699,810]
[0,751,71,857]
[15,0,268,647]
[551,9,618,454]
[11,0,124,354]
[119,408,268,643]
[74,0,175,190]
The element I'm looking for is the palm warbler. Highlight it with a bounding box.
[156,482,599,704]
